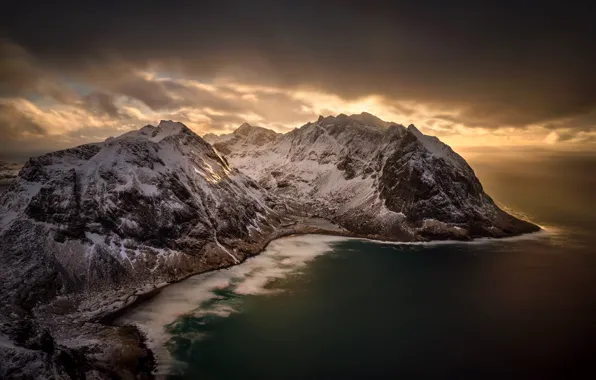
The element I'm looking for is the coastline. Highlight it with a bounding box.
[109,220,544,377]
[102,218,543,325]
[0,216,540,379]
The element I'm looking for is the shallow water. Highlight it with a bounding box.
[118,153,596,379]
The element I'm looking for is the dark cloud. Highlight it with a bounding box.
[552,131,577,142]
[61,124,134,142]
[117,78,180,110]
[158,80,245,113]
[0,39,41,96]
[91,73,317,126]
[201,113,248,131]
[82,92,121,118]
[0,0,595,147]
[543,109,596,133]
[96,74,244,113]
[0,102,46,140]
[0,39,77,103]
[385,103,417,118]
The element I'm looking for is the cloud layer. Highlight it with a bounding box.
[1,1,595,160]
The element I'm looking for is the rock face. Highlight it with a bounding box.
[1,303,155,380]
[0,121,287,379]
[0,115,538,379]
[0,121,282,303]
[206,113,539,240]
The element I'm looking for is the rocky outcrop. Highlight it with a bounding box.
[1,304,155,380]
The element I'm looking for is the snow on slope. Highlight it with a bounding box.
[406,124,469,171]
[205,113,539,240]
[0,121,300,380]
[0,117,539,310]
[0,120,284,313]
[0,115,540,380]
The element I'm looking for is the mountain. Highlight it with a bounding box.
[207,123,280,155]
[0,121,299,379]
[205,113,539,240]
[0,116,538,378]
[0,121,282,302]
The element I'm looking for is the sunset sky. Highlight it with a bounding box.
[1,1,595,161]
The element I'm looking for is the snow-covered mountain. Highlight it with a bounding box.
[0,121,292,379]
[205,113,538,240]
[0,115,538,378]
[0,121,290,305]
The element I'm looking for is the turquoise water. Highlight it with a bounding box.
[161,230,594,379]
[119,153,596,379]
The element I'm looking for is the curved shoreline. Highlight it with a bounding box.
[104,221,543,326]
[111,223,546,377]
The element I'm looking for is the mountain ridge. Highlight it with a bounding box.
[205,113,537,241]
[0,114,539,379]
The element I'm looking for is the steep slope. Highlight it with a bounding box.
[206,113,539,240]
[0,121,294,379]
[0,121,284,307]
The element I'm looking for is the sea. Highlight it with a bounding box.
[117,150,596,379]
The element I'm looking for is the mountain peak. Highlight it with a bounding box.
[234,122,267,136]
[140,120,192,142]
[314,112,396,129]
[158,119,182,127]
[349,112,395,128]
[404,124,467,170]
[407,124,422,135]
[228,123,279,146]
[233,122,278,135]
[105,120,194,144]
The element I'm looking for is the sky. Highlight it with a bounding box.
[1,0,595,161]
